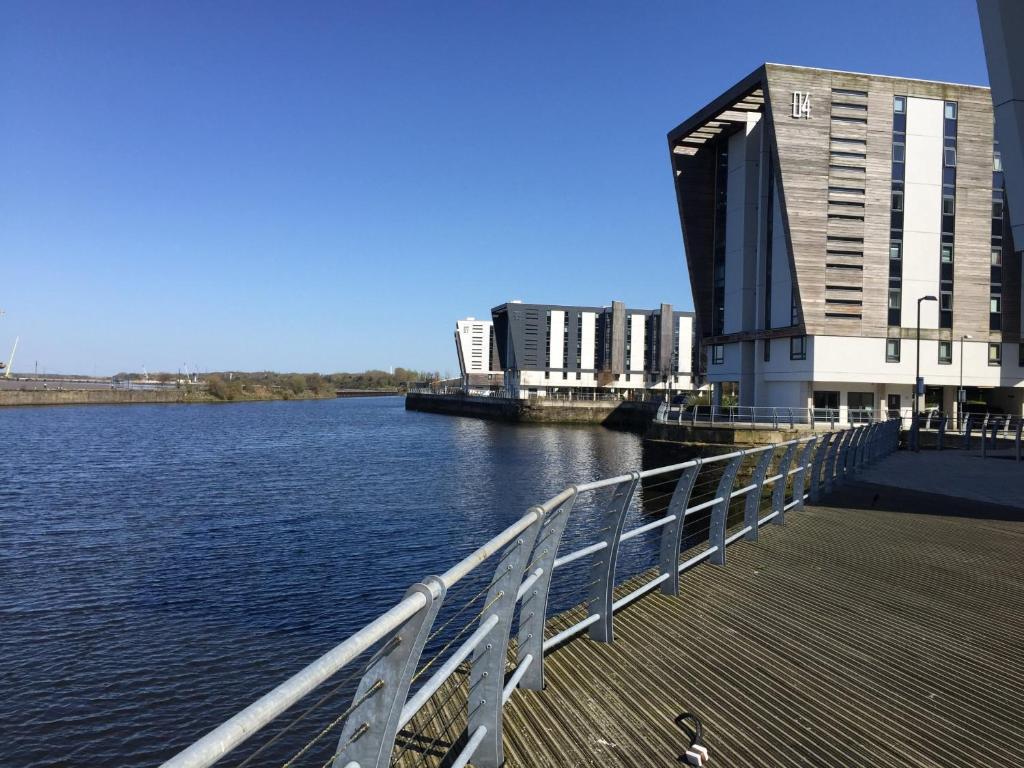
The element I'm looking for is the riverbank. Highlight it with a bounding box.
[0,388,339,407]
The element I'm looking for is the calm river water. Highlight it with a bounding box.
[2,397,705,766]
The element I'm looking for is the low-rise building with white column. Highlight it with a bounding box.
[490,301,695,398]
[454,318,503,390]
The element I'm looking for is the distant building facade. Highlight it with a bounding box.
[454,318,503,388]
[490,301,695,397]
[668,63,1021,421]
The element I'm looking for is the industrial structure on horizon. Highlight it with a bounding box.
[669,62,1021,423]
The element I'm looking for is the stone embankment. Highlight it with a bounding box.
[0,389,340,407]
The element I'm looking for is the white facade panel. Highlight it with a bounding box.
[629,313,646,371]
[549,310,565,372]
[901,97,945,330]
[724,130,746,335]
[810,335,1024,388]
[580,312,596,370]
[455,319,495,375]
[677,315,693,374]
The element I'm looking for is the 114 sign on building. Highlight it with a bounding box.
[791,91,811,119]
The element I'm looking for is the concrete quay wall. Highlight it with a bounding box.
[404,392,658,430]
[0,389,190,407]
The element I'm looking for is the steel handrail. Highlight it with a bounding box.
[159,419,902,768]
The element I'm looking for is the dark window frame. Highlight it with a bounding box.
[938,340,952,365]
[790,336,807,361]
[989,342,1002,366]
[886,338,901,363]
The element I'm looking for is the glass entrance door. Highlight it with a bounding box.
[887,393,901,419]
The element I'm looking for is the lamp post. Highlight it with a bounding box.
[959,334,973,430]
[914,295,937,451]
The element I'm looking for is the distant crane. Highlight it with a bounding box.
[4,336,19,378]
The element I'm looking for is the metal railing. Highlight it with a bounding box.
[906,412,1024,460]
[654,404,886,429]
[159,419,900,768]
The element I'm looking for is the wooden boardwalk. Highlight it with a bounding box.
[495,482,1024,767]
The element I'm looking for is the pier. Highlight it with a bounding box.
[156,419,1024,768]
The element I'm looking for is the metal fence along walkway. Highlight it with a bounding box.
[160,420,900,768]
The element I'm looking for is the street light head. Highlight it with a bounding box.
[962,334,973,340]
[921,295,937,302]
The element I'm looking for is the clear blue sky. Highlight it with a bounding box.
[1,0,990,375]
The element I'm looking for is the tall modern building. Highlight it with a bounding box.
[978,1,1024,252]
[454,318,502,388]
[668,63,1021,420]
[491,301,694,397]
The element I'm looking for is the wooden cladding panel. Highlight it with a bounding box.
[764,64,1000,340]
[829,166,869,182]
[829,122,869,142]
[862,83,897,337]
[766,64,834,334]
[954,87,998,341]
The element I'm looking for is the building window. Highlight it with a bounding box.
[945,102,958,120]
[790,336,807,361]
[995,152,1003,172]
[940,291,953,311]
[888,290,901,310]
[989,343,1002,366]
[890,242,902,260]
[941,244,954,263]
[993,200,1003,219]
[944,146,957,167]
[893,95,906,113]
[991,248,1002,266]
[763,339,771,362]
[886,338,901,363]
[711,345,724,365]
[991,295,1002,314]
[892,143,905,163]
[892,190,904,211]
[938,340,952,365]
[942,195,955,215]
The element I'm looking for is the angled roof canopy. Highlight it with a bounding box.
[667,66,767,161]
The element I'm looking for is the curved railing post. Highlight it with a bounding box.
[770,441,798,525]
[826,428,850,492]
[743,448,774,541]
[516,494,577,691]
[709,455,743,566]
[468,513,546,768]
[658,462,700,596]
[843,426,862,478]
[791,437,817,511]
[851,424,866,469]
[586,473,639,643]
[809,431,834,503]
[334,577,446,768]
[864,423,879,466]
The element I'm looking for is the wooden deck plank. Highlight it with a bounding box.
[493,484,1024,767]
